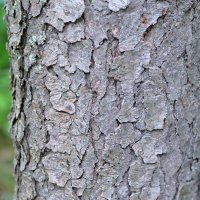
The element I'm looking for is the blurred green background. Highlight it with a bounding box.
[0,2,15,200]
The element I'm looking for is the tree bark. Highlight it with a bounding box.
[4,0,200,199]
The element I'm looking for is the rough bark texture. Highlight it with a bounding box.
[4,0,200,199]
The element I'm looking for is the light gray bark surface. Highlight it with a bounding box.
[4,0,200,199]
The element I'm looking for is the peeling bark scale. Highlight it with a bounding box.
[4,0,200,199]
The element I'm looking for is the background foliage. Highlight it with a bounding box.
[0,2,14,200]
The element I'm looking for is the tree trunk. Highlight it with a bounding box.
[4,0,200,199]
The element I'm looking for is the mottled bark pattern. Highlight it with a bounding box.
[4,0,200,199]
